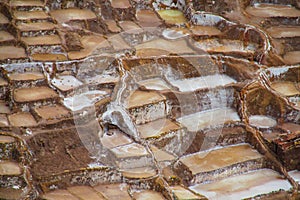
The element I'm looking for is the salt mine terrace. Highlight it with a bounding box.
[0,0,300,199]
[243,2,300,66]
[0,31,15,45]
[12,10,51,22]
[0,46,26,61]
[16,22,56,34]
[245,4,300,18]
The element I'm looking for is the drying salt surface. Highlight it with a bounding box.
[0,13,9,24]
[111,0,131,9]
[110,143,149,159]
[157,9,187,24]
[189,169,292,200]
[170,186,203,199]
[190,26,222,37]
[179,143,263,175]
[0,135,15,143]
[63,90,107,111]
[271,81,300,97]
[51,75,83,92]
[133,190,165,200]
[284,51,300,65]
[138,78,171,90]
[0,77,7,86]
[0,31,15,43]
[162,28,189,40]
[267,26,300,39]
[121,166,157,179]
[50,8,96,24]
[0,46,26,60]
[8,72,44,81]
[100,130,132,149]
[13,10,49,21]
[177,108,240,132]
[135,38,195,55]
[83,75,119,85]
[0,161,22,175]
[194,39,257,54]
[288,170,300,183]
[246,4,300,18]
[169,74,236,92]
[249,115,277,129]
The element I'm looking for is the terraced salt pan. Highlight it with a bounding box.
[8,72,44,81]
[118,21,141,33]
[93,184,131,200]
[267,26,300,39]
[51,75,83,92]
[31,53,67,62]
[13,10,49,20]
[0,115,9,127]
[68,35,109,60]
[157,9,187,24]
[162,28,189,40]
[0,46,26,60]
[249,115,277,129]
[42,189,79,200]
[190,26,222,37]
[34,105,70,121]
[111,0,131,9]
[21,35,61,46]
[50,8,96,23]
[63,90,108,111]
[246,4,300,18]
[13,86,58,103]
[179,143,263,175]
[169,74,236,92]
[0,188,24,200]
[170,186,204,199]
[0,135,15,143]
[194,39,257,54]
[288,170,300,183]
[288,96,300,108]
[133,190,165,200]
[135,38,195,55]
[271,81,300,97]
[284,51,300,65]
[127,90,166,109]
[177,108,240,132]
[0,13,9,24]
[105,20,121,33]
[67,186,104,200]
[136,10,162,27]
[0,161,22,175]
[0,101,10,114]
[138,78,171,90]
[279,123,300,134]
[110,143,149,159]
[83,75,119,85]
[121,166,157,179]
[137,118,182,139]
[100,130,132,149]
[0,78,8,86]
[9,0,44,7]
[17,22,55,32]
[150,145,175,162]
[189,169,292,200]
[8,112,37,127]
[0,31,15,43]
